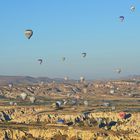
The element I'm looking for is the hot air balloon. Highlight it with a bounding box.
[130,5,135,12]
[39,81,44,86]
[96,118,103,124]
[63,99,67,105]
[64,76,68,81]
[38,59,43,64]
[20,93,27,100]
[82,53,86,58]
[84,100,88,106]
[111,106,116,111]
[110,89,115,94]
[9,101,14,106]
[103,102,110,107]
[55,101,62,108]
[25,29,33,39]
[29,96,36,103]
[8,83,13,88]
[116,68,121,74]
[57,119,64,124]
[62,57,66,61]
[119,16,124,22]
[80,76,85,82]
[14,102,17,106]
[118,112,126,119]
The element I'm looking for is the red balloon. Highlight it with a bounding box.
[118,112,126,119]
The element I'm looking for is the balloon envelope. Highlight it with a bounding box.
[130,6,135,11]
[80,76,85,82]
[9,101,14,106]
[84,100,88,106]
[56,101,62,108]
[116,68,121,74]
[20,93,27,100]
[14,102,17,106]
[29,96,36,103]
[82,53,86,58]
[8,83,13,88]
[38,59,43,64]
[103,102,110,107]
[111,106,116,110]
[25,29,33,39]
[110,89,115,94]
[62,57,66,61]
[64,76,68,81]
[119,16,124,22]
[119,112,126,119]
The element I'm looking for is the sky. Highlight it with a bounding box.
[0,0,140,80]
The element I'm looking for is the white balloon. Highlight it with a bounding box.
[29,96,36,103]
[14,102,17,106]
[110,89,115,94]
[9,101,14,106]
[103,102,110,107]
[8,84,13,88]
[20,93,27,100]
[64,76,68,81]
[84,100,88,106]
[80,76,85,82]
[111,106,116,110]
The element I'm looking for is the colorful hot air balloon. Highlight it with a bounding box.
[118,112,126,119]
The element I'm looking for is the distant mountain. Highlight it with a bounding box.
[0,76,54,85]
[0,75,79,85]
[0,75,140,85]
[120,75,140,80]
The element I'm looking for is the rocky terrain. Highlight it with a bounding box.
[0,78,140,139]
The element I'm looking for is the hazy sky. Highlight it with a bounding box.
[0,0,140,79]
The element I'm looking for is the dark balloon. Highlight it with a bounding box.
[82,53,86,58]
[62,57,66,61]
[38,59,43,64]
[119,16,124,22]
